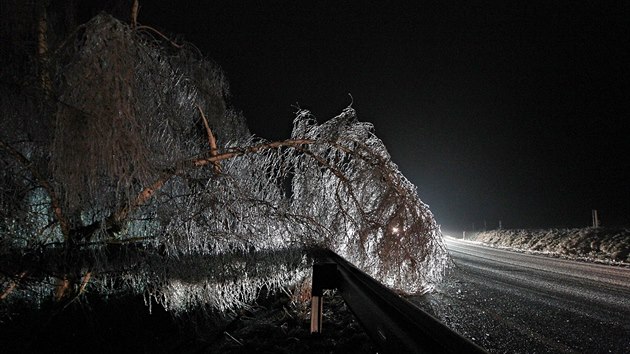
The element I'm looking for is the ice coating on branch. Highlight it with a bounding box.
[288,108,448,293]
[142,107,449,295]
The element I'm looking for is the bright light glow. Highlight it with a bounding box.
[392,227,399,233]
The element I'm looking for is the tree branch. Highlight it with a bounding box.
[63,138,319,244]
[196,104,221,173]
[0,271,27,301]
[112,172,170,223]
[0,138,70,239]
[135,25,183,49]
[192,139,316,167]
[37,2,52,96]
[131,0,139,29]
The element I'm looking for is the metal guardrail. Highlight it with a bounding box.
[310,249,487,354]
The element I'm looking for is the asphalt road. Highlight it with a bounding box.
[409,237,630,353]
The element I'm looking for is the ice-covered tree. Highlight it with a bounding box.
[0,9,447,314]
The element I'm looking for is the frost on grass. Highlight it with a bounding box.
[471,228,630,264]
[0,14,447,316]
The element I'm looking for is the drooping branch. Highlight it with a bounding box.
[127,138,317,212]
[134,25,183,49]
[72,138,318,243]
[75,136,381,245]
[68,172,173,242]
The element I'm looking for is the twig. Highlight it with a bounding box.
[60,271,93,310]
[224,331,244,346]
[135,25,183,49]
[78,271,92,294]
[0,271,27,301]
[283,305,294,319]
[54,276,70,302]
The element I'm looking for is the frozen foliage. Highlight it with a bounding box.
[470,228,630,264]
[0,14,447,315]
[49,14,244,225]
[0,247,310,315]
[288,109,448,292]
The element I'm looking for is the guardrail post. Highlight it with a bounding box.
[310,262,338,334]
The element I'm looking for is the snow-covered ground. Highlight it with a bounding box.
[459,227,630,265]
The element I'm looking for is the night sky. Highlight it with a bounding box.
[137,1,629,232]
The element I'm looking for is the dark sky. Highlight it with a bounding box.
[138,1,630,232]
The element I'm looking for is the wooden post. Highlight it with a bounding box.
[310,262,338,334]
[592,209,600,228]
[310,294,324,333]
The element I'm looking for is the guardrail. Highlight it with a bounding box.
[310,249,487,353]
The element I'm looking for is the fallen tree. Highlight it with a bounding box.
[0,10,448,316]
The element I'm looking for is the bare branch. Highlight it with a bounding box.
[112,172,170,223]
[135,25,183,48]
[78,271,92,294]
[0,138,70,239]
[131,0,139,29]
[0,272,27,301]
[108,139,317,231]
[197,104,221,173]
[193,139,316,167]
[37,2,52,96]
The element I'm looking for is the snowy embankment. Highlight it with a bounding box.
[468,227,630,265]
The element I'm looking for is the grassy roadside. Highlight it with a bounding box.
[467,227,630,264]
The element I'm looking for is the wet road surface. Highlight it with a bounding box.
[410,237,630,353]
